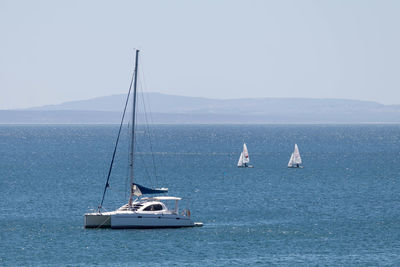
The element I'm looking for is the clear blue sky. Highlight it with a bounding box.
[1,0,399,109]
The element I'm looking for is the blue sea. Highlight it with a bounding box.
[1,124,400,266]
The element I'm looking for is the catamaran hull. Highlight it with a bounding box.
[111,214,195,229]
[84,213,111,228]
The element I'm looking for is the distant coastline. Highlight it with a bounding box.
[2,93,400,124]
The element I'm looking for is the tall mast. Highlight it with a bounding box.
[128,49,140,206]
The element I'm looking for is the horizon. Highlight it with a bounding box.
[11,91,397,111]
[2,92,400,124]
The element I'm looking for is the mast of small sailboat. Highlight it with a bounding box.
[128,49,140,206]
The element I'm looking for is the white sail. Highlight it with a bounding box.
[293,144,302,164]
[287,153,294,167]
[237,152,244,167]
[242,143,250,164]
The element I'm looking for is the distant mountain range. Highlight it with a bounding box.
[1,92,400,124]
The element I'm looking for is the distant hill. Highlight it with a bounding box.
[2,92,400,124]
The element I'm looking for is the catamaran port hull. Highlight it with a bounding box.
[84,214,111,228]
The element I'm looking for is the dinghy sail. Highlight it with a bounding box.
[237,143,253,168]
[288,144,302,168]
[237,152,244,167]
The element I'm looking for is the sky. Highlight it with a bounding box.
[1,0,399,109]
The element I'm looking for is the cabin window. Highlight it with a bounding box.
[143,204,163,211]
[154,204,163,211]
[143,205,153,211]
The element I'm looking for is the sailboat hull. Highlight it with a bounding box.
[111,213,195,229]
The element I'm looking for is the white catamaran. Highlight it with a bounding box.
[237,143,253,168]
[287,144,303,168]
[84,50,202,229]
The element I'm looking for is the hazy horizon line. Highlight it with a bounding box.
[10,91,397,111]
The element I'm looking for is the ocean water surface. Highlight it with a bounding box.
[1,124,400,266]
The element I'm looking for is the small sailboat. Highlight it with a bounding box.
[237,143,253,168]
[84,50,202,229]
[288,144,303,168]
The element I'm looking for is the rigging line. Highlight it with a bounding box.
[136,84,156,188]
[99,59,136,210]
[134,137,153,188]
[139,87,159,187]
[138,67,162,187]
